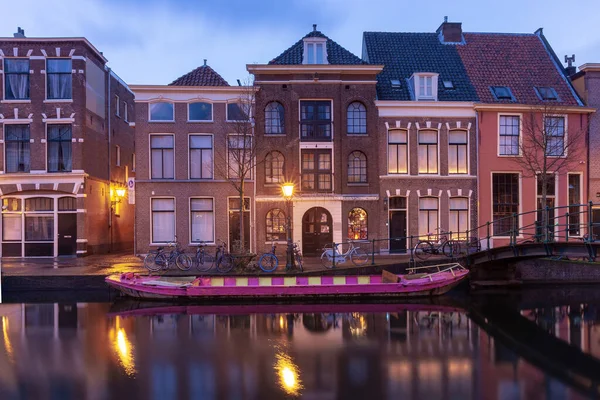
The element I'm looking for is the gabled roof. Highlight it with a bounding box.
[169,63,229,86]
[363,32,478,101]
[269,29,366,65]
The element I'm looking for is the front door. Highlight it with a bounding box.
[228,198,250,253]
[389,211,407,253]
[58,213,77,256]
[302,207,332,256]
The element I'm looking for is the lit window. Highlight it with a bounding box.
[418,130,438,174]
[449,197,469,239]
[266,209,286,241]
[388,130,408,174]
[419,197,438,239]
[448,130,468,174]
[348,208,367,240]
[149,102,174,121]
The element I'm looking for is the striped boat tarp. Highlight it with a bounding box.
[197,275,386,287]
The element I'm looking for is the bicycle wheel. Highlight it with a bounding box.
[321,251,334,269]
[442,240,461,257]
[176,253,192,271]
[196,253,213,272]
[258,253,278,272]
[216,254,234,273]
[414,241,433,260]
[144,252,162,272]
[351,247,369,265]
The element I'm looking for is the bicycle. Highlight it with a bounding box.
[258,243,279,272]
[192,239,234,273]
[292,242,303,272]
[144,237,192,273]
[320,240,369,269]
[414,228,461,260]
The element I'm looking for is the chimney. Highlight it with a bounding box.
[437,17,462,44]
[203,59,207,67]
[565,54,576,76]
[313,24,317,32]
[237,79,242,86]
[13,27,25,38]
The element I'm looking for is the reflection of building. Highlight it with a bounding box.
[0,30,134,257]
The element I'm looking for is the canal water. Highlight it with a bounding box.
[0,297,597,399]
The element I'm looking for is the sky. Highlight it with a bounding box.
[2,0,599,86]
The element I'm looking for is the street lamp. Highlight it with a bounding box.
[281,182,294,270]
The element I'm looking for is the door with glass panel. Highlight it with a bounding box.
[388,197,407,253]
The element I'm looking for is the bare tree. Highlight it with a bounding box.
[509,104,587,239]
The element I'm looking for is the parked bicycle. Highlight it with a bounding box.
[321,241,369,269]
[292,242,303,272]
[258,243,279,272]
[144,237,192,272]
[414,228,461,260]
[192,239,234,273]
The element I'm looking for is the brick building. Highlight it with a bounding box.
[0,29,134,257]
[131,62,254,255]
[247,25,383,256]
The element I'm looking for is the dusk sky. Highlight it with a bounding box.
[3,0,598,86]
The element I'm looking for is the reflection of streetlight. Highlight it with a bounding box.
[275,351,302,396]
[110,317,136,376]
[281,182,294,270]
[2,317,14,363]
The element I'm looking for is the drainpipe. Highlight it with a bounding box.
[107,67,112,252]
[475,109,480,246]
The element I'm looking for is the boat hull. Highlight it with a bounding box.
[105,270,469,301]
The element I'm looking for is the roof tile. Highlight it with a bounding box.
[169,64,230,87]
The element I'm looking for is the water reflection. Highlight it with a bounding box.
[0,301,595,399]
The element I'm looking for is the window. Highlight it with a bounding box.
[490,86,514,101]
[348,208,367,240]
[348,151,367,183]
[443,80,454,89]
[545,116,565,156]
[190,198,214,243]
[492,173,519,236]
[227,103,248,122]
[46,59,72,100]
[499,115,520,156]
[228,135,252,179]
[388,129,408,174]
[4,58,29,100]
[265,151,284,184]
[24,197,54,242]
[188,102,212,121]
[411,73,438,101]
[123,102,128,122]
[189,135,212,179]
[58,197,77,211]
[419,197,439,239]
[151,198,175,243]
[418,130,438,174]
[151,135,174,179]
[116,145,121,166]
[449,197,469,239]
[303,39,327,64]
[149,102,174,121]
[47,124,72,172]
[347,102,366,134]
[419,76,433,98]
[5,124,30,173]
[448,130,468,174]
[301,150,331,192]
[115,95,120,117]
[2,198,21,241]
[266,209,286,241]
[568,174,582,236]
[265,102,284,134]
[536,173,556,238]
[390,79,401,88]
[300,101,331,141]
[535,87,558,101]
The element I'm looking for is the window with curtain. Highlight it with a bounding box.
[419,197,438,239]
[47,124,72,172]
[301,150,331,192]
[348,208,367,240]
[150,102,174,121]
[152,198,175,243]
[449,197,469,239]
[347,102,367,134]
[2,197,21,241]
[5,124,30,173]
[265,151,284,184]
[265,102,284,134]
[348,151,367,183]
[418,130,438,174]
[47,59,72,100]
[189,102,212,121]
[388,129,408,174]
[492,173,519,236]
[499,115,520,155]
[448,130,468,174]
[189,135,212,179]
[266,208,286,241]
[190,198,214,243]
[4,58,29,100]
[151,135,174,179]
[24,197,54,242]
[545,116,565,156]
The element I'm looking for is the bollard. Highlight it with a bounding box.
[371,239,376,265]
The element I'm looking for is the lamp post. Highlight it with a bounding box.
[281,182,294,271]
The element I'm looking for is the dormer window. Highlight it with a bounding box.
[490,86,515,101]
[409,73,439,101]
[303,38,328,65]
[443,80,454,89]
[390,79,401,89]
[535,87,558,101]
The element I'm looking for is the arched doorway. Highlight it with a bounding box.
[302,207,332,256]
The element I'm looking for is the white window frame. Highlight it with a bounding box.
[491,171,522,238]
[497,113,523,157]
[302,38,328,65]
[123,101,128,122]
[115,95,120,117]
[387,129,409,175]
[227,134,253,180]
[567,172,584,238]
[417,129,439,175]
[189,197,215,245]
[226,101,251,123]
[418,196,440,239]
[149,133,175,180]
[187,100,214,122]
[544,114,568,158]
[3,57,31,102]
[45,57,73,102]
[45,122,73,173]
[449,196,470,240]
[188,133,214,180]
[448,129,469,175]
[150,197,176,245]
[148,101,175,122]
[410,73,439,101]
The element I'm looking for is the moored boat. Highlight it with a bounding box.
[105,263,468,300]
